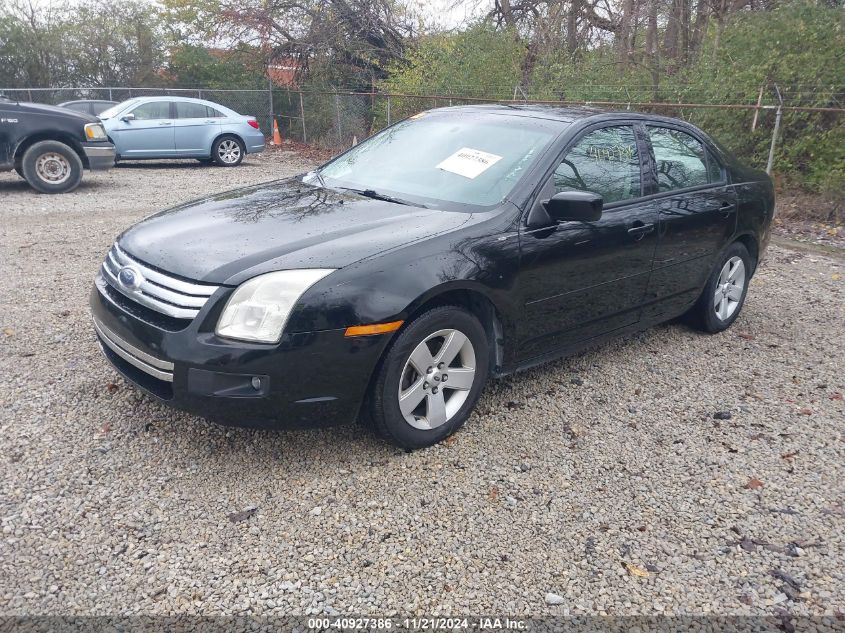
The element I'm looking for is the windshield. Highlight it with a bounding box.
[98,99,138,119]
[315,112,562,210]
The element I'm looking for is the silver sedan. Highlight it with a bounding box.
[98,97,265,166]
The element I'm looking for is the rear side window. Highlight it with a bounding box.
[554,125,641,204]
[648,126,708,191]
[707,149,723,182]
[131,101,171,120]
[207,107,225,118]
[175,102,209,118]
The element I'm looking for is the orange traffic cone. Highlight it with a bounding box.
[271,118,282,145]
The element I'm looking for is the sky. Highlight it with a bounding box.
[410,0,489,31]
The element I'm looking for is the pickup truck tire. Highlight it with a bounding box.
[21,140,83,194]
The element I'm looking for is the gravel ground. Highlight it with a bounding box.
[1,155,843,618]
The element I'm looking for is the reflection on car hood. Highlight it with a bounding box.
[118,177,473,284]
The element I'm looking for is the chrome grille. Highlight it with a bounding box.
[93,316,174,382]
[101,243,219,320]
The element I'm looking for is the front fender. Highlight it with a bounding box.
[285,213,522,339]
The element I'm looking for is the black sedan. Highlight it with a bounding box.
[90,105,774,448]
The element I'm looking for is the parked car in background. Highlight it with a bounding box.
[98,97,265,166]
[90,105,774,449]
[0,95,115,193]
[58,100,118,116]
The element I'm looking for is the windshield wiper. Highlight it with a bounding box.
[339,187,426,209]
[304,170,326,187]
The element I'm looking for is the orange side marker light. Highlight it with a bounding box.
[344,320,404,337]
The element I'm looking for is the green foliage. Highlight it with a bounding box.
[167,44,267,89]
[382,24,525,99]
[670,2,845,194]
[383,3,845,196]
[0,0,167,87]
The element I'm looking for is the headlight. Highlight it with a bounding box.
[216,269,335,343]
[84,122,107,141]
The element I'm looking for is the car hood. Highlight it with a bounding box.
[20,101,98,123]
[118,177,474,285]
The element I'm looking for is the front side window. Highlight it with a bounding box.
[648,126,708,191]
[131,101,171,120]
[316,112,561,210]
[553,126,641,204]
[175,101,209,119]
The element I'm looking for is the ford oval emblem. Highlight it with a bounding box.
[117,266,143,290]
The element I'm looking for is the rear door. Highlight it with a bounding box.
[174,101,220,157]
[516,123,659,359]
[110,101,176,158]
[643,124,737,320]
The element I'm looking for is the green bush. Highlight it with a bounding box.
[383,2,844,198]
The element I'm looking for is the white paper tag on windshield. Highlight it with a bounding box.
[436,147,503,179]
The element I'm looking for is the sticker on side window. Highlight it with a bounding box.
[436,147,503,179]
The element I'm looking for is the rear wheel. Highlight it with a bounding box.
[212,136,244,167]
[21,140,83,193]
[687,242,753,333]
[369,306,489,449]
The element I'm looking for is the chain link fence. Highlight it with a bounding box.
[3,84,843,177]
[0,87,276,135]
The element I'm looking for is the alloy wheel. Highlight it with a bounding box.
[217,140,241,164]
[398,328,476,430]
[714,255,746,321]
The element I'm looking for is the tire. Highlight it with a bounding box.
[369,306,489,449]
[687,242,754,333]
[21,140,83,194]
[211,135,245,167]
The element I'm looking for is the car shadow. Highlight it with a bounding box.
[115,160,260,170]
[0,175,108,195]
[101,322,683,469]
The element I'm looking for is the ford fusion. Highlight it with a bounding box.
[91,105,773,448]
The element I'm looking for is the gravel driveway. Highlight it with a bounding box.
[1,155,843,618]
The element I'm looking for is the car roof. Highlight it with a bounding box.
[432,103,695,128]
[120,95,239,114]
[59,100,117,105]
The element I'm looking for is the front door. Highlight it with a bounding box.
[110,101,176,158]
[516,124,659,360]
[642,125,738,320]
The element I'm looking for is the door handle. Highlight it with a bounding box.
[159,121,172,126]
[719,202,736,217]
[628,222,655,240]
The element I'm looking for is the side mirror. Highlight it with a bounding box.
[120,113,135,122]
[542,190,603,223]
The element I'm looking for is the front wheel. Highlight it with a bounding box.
[687,242,753,333]
[211,136,244,167]
[369,306,489,449]
[21,140,83,193]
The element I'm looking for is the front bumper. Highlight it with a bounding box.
[89,274,390,429]
[82,142,116,170]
